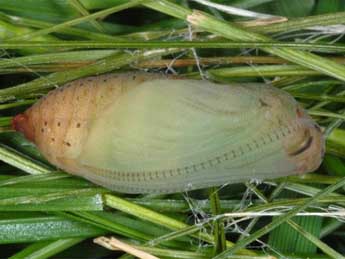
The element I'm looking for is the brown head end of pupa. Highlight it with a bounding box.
[12,113,35,142]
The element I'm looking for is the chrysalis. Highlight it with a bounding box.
[12,73,325,193]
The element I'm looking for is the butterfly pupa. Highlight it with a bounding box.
[12,72,325,193]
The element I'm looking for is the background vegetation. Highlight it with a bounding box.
[1,0,345,258]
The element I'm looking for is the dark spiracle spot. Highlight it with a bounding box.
[314,124,322,133]
[259,98,269,107]
[289,136,313,156]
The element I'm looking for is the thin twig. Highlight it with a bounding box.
[94,236,160,259]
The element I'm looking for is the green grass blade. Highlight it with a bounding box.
[9,238,84,259]
[0,144,53,175]
[104,194,256,256]
[68,0,104,32]
[209,187,226,255]
[0,215,106,244]
[0,48,180,101]
[186,10,345,82]
[213,176,345,258]
[11,0,146,40]
[287,219,344,259]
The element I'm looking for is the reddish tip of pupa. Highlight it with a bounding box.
[12,113,35,142]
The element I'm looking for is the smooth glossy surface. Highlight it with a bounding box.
[13,73,325,193]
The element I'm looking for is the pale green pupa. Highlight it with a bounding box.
[12,72,325,193]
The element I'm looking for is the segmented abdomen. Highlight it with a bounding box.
[26,73,168,172]
[16,73,324,193]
